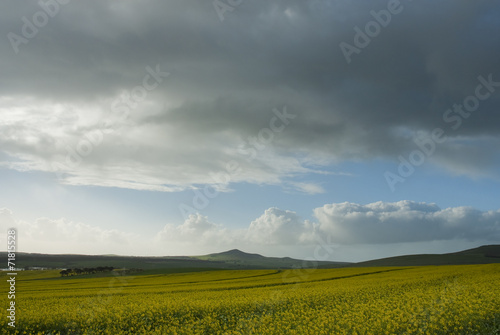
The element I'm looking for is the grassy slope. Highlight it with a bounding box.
[2,253,231,271]
[3,245,499,272]
[193,249,349,268]
[355,244,500,267]
[1,249,347,271]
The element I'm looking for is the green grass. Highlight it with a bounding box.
[0,269,61,280]
[356,245,500,267]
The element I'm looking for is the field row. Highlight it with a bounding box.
[3,264,500,334]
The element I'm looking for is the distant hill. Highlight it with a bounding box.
[355,245,500,267]
[200,249,265,260]
[1,249,346,271]
[193,249,349,269]
[2,253,222,271]
[3,245,499,272]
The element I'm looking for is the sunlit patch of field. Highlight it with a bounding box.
[3,264,500,334]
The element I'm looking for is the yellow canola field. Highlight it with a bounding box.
[2,264,500,334]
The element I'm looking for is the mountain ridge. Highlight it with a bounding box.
[355,244,500,267]
[193,248,348,268]
[2,245,499,271]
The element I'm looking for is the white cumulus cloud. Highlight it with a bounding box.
[0,208,137,254]
[245,207,313,245]
[314,200,500,244]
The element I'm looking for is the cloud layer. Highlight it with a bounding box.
[314,200,500,244]
[0,208,136,255]
[1,0,500,192]
[4,200,498,257]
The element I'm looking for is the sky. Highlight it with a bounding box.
[0,0,499,262]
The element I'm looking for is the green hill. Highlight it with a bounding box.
[1,249,346,272]
[3,253,222,271]
[193,249,349,268]
[3,245,499,273]
[355,245,500,267]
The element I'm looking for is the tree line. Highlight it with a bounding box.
[60,266,114,277]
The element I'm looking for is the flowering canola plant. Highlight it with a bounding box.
[2,264,500,334]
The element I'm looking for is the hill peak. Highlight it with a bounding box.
[208,249,264,259]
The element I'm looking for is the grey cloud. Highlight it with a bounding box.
[0,208,16,231]
[1,0,500,190]
[315,200,500,244]
[4,201,499,257]
[161,201,500,247]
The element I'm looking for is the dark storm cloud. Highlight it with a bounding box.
[1,0,499,190]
